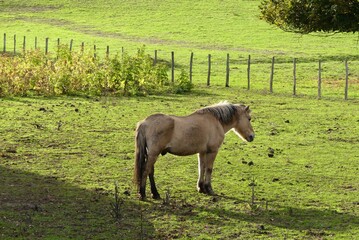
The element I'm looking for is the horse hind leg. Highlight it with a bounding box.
[149,165,161,199]
[140,153,160,200]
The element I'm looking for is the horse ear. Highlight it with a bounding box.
[245,105,250,112]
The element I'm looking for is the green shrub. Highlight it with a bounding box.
[174,69,193,94]
[0,46,193,97]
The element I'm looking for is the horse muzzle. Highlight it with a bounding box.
[247,133,255,142]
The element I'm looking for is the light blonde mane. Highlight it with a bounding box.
[195,101,240,124]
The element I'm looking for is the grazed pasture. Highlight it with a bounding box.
[1,0,359,99]
[1,0,358,239]
[1,88,358,239]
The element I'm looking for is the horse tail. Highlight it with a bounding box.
[134,122,147,189]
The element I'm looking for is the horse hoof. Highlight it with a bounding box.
[138,193,146,201]
[204,185,215,195]
[152,194,161,200]
[198,185,206,194]
[198,188,206,194]
[207,191,216,196]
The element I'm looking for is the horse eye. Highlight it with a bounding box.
[249,117,252,122]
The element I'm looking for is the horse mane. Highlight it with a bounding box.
[196,101,239,124]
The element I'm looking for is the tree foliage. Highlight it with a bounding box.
[259,0,359,34]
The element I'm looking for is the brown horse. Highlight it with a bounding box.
[134,101,254,200]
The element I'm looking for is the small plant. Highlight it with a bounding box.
[110,181,123,222]
[174,69,193,94]
[247,177,269,213]
[162,188,171,205]
[248,177,260,211]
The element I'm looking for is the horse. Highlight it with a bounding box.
[134,101,254,200]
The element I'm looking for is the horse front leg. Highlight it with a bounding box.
[203,151,218,195]
[197,153,206,193]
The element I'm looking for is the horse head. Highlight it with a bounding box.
[233,105,255,142]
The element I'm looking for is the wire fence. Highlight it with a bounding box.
[2,33,358,100]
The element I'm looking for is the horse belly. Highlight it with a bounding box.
[166,124,209,156]
[165,145,201,156]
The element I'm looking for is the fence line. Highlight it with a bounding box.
[247,55,251,91]
[189,52,193,83]
[318,60,322,99]
[345,59,349,100]
[293,58,297,96]
[225,53,230,87]
[207,54,211,87]
[270,56,275,93]
[171,51,175,83]
[0,33,357,100]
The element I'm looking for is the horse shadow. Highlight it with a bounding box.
[0,166,153,239]
[158,193,359,236]
[215,197,358,232]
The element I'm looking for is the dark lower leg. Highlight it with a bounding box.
[204,182,214,195]
[149,167,160,199]
[139,185,146,200]
[204,167,215,195]
[139,168,148,200]
[198,181,205,193]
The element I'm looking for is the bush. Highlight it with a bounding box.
[0,46,193,97]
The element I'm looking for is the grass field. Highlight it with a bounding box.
[1,88,358,239]
[1,0,359,239]
[1,0,359,99]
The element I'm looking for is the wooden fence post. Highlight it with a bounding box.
[345,59,349,100]
[189,52,194,83]
[293,58,297,96]
[106,46,110,58]
[171,51,175,82]
[13,34,16,55]
[154,50,157,65]
[207,54,211,86]
[3,33,6,53]
[70,39,73,51]
[247,55,251,90]
[225,53,230,87]
[318,60,322,99]
[45,37,49,55]
[56,38,60,59]
[94,45,97,59]
[81,42,84,53]
[22,36,26,53]
[270,56,275,93]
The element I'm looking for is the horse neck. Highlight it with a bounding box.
[221,119,237,133]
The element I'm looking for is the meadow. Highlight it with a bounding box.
[0,0,359,239]
[1,0,359,99]
[1,89,358,239]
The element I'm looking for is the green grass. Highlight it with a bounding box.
[0,0,358,99]
[1,88,359,239]
[0,0,359,239]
